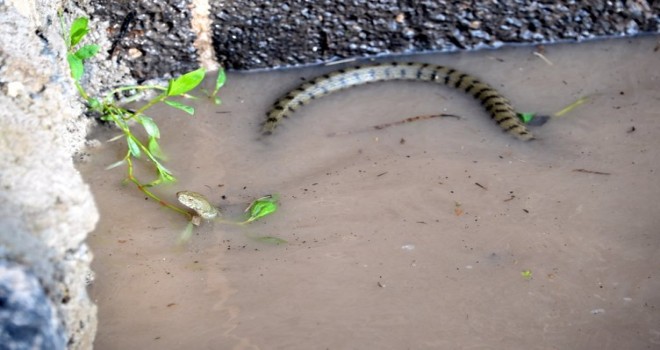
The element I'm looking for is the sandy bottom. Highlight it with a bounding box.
[79,37,660,349]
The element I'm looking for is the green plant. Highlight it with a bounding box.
[63,16,226,221]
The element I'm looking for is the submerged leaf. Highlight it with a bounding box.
[126,137,141,158]
[254,236,287,245]
[148,137,166,160]
[177,221,195,244]
[139,115,160,138]
[164,100,195,115]
[521,269,532,279]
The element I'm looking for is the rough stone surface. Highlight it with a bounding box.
[85,0,659,75]
[0,1,99,349]
[88,0,199,82]
[211,0,660,70]
[0,261,66,350]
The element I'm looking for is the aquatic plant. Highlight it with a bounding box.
[63,16,281,242]
[62,16,225,221]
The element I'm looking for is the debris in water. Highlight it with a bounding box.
[573,169,611,175]
[454,202,464,216]
[328,114,460,137]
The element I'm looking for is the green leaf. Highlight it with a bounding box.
[126,137,141,158]
[164,100,195,115]
[214,68,226,92]
[518,112,535,124]
[521,269,532,279]
[139,115,160,138]
[167,68,205,96]
[156,163,176,183]
[88,98,102,111]
[67,53,83,80]
[74,44,100,60]
[244,195,278,223]
[254,236,287,245]
[213,96,222,105]
[159,170,176,184]
[148,137,167,160]
[69,17,89,47]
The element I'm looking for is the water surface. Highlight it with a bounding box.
[80,37,660,349]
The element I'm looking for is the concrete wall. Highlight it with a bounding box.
[0,0,98,348]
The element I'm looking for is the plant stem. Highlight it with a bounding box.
[74,81,89,100]
[125,155,192,220]
[132,93,166,117]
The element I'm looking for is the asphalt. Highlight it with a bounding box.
[90,0,659,77]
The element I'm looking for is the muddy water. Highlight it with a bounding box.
[80,37,660,349]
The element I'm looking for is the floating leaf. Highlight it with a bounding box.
[164,100,195,115]
[521,269,532,279]
[69,17,89,47]
[518,112,535,124]
[139,115,160,138]
[148,137,166,160]
[126,137,141,158]
[244,195,278,223]
[74,44,100,60]
[167,68,205,96]
[67,53,83,80]
[254,236,287,245]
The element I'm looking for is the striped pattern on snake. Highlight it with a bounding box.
[262,62,534,141]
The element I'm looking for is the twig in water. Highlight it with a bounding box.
[573,169,611,175]
[555,96,591,117]
[328,113,461,137]
[533,51,554,66]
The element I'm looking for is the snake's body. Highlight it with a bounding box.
[262,62,534,141]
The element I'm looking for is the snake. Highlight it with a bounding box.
[262,62,534,141]
[178,62,536,219]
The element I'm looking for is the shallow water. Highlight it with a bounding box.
[80,37,660,349]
